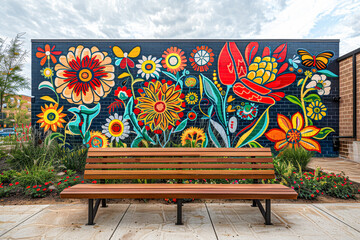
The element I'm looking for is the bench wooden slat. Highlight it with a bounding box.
[87,151,273,157]
[86,157,273,163]
[85,163,274,169]
[84,169,275,179]
[88,148,272,153]
[60,184,297,200]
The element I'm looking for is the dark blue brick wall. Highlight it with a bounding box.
[31,40,339,156]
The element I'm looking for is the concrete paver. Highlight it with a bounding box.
[0,204,128,240]
[0,203,359,240]
[111,203,216,240]
[0,205,49,236]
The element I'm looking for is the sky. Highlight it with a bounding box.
[0,0,359,96]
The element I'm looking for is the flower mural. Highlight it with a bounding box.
[135,80,185,132]
[102,113,130,143]
[136,55,162,80]
[161,47,187,74]
[36,103,66,132]
[36,44,62,66]
[54,45,115,105]
[33,40,339,155]
[181,127,206,147]
[189,46,214,72]
[87,131,108,148]
[306,74,331,96]
[265,112,321,152]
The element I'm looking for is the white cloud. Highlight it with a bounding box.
[0,0,359,95]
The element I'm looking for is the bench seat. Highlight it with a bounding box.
[61,183,298,200]
[60,147,298,225]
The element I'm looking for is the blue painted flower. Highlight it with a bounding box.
[237,103,258,120]
[68,103,101,144]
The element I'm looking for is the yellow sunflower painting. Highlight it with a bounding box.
[135,80,185,131]
[36,103,67,132]
[181,127,206,147]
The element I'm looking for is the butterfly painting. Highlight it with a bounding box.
[297,49,334,70]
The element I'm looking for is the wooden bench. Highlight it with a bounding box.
[60,148,297,225]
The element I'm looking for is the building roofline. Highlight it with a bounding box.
[31,38,340,43]
[338,47,360,61]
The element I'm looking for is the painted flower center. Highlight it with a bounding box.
[314,107,321,113]
[45,51,51,56]
[108,119,124,137]
[166,53,181,69]
[91,136,103,148]
[194,50,210,66]
[44,109,59,124]
[154,101,166,113]
[316,82,324,90]
[141,60,156,74]
[188,111,197,121]
[286,129,301,143]
[79,69,93,82]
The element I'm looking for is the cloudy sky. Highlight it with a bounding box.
[1,0,359,96]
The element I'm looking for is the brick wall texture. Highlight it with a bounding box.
[338,52,360,159]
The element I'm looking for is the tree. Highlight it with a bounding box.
[0,33,30,116]
[4,94,31,125]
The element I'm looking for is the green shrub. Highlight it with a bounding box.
[322,172,357,199]
[7,132,58,170]
[58,146,88,172]
[14,163,56,187]
[276,147,314,171]
[24,184,53,198]
[0,170,18,183]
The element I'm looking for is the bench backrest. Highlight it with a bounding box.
[84,148,275,180]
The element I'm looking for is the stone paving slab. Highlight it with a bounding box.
[1,203,360,240]
[0,204,128,240]
[206,203,360,240]
[111,203,216,240]
[0,205,49,236]
[313,203,360,232]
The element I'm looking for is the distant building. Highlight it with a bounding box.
[0,94,31,128]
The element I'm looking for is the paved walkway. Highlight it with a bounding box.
[308,157,360,183]
[1,203,360,239]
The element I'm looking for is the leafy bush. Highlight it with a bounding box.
[276,147,314,171]
[7,132,58,170]
[14,163,56,187]
[322,172,357,199]
[24,183,53,198]
[58,146,88,172]
[0,170,18,183]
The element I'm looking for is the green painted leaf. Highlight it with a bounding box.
[203,132,208,148]
[317,70,338,78]
[131,136,144,148]
[174,119,188,133]
[38,81,56,93]
[304,94,321,103]
[123,97,134,120]
[248,141,263,148]
[162,71,177,81]
[308,118,313,126]
[314,127,335,140]
[200,74,225,125]
[235,106,271,148]
[207,123,221,148]
[285,95,302,107]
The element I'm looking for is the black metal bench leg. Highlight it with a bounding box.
[101,199,107,208]
[265,199,271,225]
[88,199,94,225]
[251,200,257,207]
[176,199,183,225]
